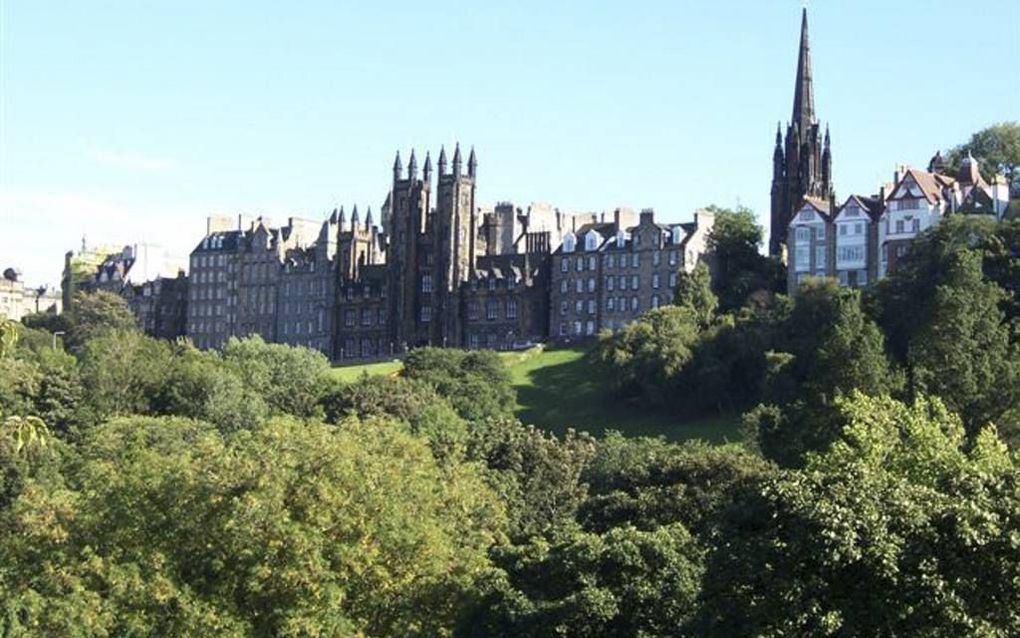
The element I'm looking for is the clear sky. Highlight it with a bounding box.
[2,0,1018,287]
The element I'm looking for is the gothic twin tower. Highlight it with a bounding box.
[769,9,834,256]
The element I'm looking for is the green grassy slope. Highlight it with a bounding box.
[329,347,742,443]
[507,347,741,443]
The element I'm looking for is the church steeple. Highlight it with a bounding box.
[791,8,815,130]
[769,9,832,258]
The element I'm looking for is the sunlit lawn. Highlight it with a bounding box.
[330,345,742,443]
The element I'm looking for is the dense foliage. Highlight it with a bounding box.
[2,202,1019,638]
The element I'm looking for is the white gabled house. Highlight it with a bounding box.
[787,197,833,291]
[878,167,950,278]
[833,194,882,289]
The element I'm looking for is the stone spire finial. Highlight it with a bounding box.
[791,8,815,130]
[452,143,462,176]
[393,151,402,179]
[438,145,448,174]
[468,146,477,177]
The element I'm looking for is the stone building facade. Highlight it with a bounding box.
[124,274,189,340]
[169,145,717,358]
[550,208,715,341]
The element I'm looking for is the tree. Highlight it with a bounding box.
[579,433,776,537]
[0,416,506,637]
[221,335,331,419]
[697,393,1020,637]
[152,344,269,433]
[907,250,1020,435]
[755,279,900,466]
[704,206,784,311]
[463,523,704,638]
[403,348,516,423]
[945,121,1020,195]
[469,418,596,542]
[77,329,174,418]
[673,261,718,327]
[320,374,469,462]
[65,290,137,352]
[596,305,700,407]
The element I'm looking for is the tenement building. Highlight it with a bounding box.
[549,208,715,340]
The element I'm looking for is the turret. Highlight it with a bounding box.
[423,151,433,182]
[337,205,346,229]
[408,149,418,179]
[468,146,477,178]
[452,143,462,177]
[365,206,373,230]
[393,151,402,181]
[351,204,360,230]
[438,146,448,175]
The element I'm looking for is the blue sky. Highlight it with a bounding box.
[2,0,1018,287]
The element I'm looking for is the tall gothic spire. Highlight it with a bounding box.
[791,8,815,129]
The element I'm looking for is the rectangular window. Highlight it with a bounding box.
[840,224,848,236]
[607,297,615,311]
[575,300,583,314]
[588,256,596,271]
[488,277,496,291]
[902,198,920,210]
[361,309,372,326]
[630,296,639,311]
[651,294,660,309]
[606,255,614,268]
[855,222,864,234]
[587,278,595,293]
[421,274,433,293]
[344,310,355,327]
[587,299,595,315]
[487,301,498,320]
[815,246,826,269]
[507,299,517,320]
[576,258,584,272]
[575,279,583,293]
[669,251,678,266]
[561,258,569,272]
[469,301,480,320]
[795,246,811,272]
[586,320,595,336]
[559,322,567,336]
[653,251,661,266]
[631,275,639,289]
[560,279,568,293]
[420,306,431,322]
[607,276,614,291]
[896,220,905,233]
[795,227,811,242]
[815,226,826,241]
[652,273,660,289]
[574,321,582,336]
[631,253,639,268]
[669,272,678,288]
[912,219,920,232]
[619,275,627,291]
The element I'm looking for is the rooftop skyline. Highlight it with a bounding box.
[2,0,1018,286]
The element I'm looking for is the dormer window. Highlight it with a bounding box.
[562,233,576,253]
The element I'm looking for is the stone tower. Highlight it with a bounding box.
[387,149,432,347]
[769,8,833,256]
[432,143,477,345]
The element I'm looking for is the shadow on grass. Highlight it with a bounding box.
[513,347,742,444]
